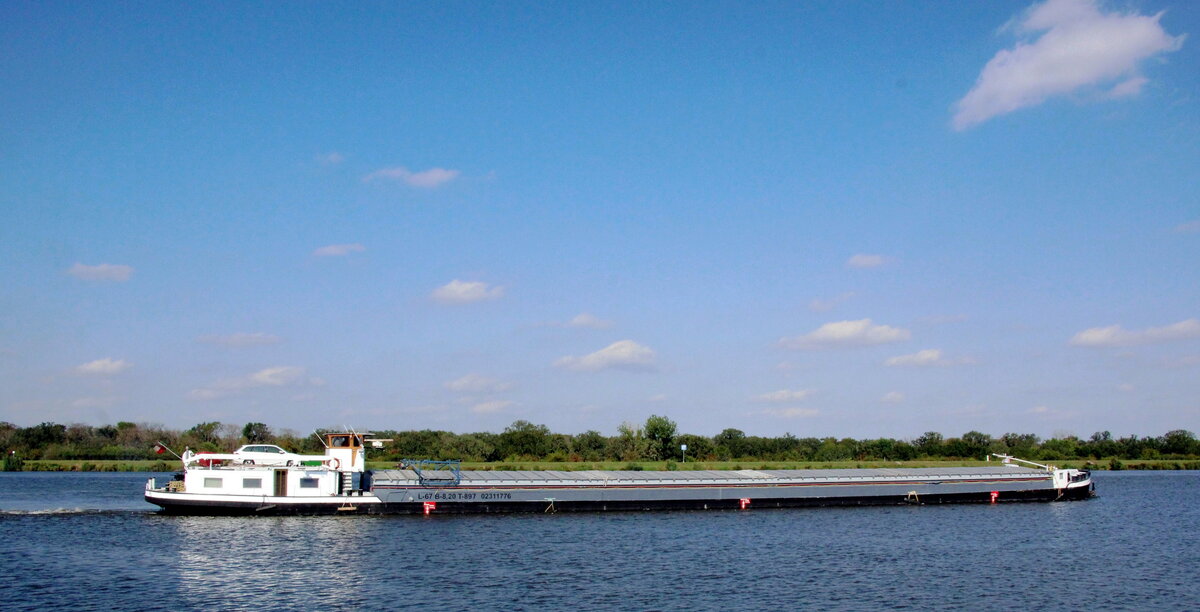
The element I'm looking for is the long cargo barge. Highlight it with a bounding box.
[144,433,1094,515]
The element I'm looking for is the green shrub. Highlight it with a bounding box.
[2,453,23,472]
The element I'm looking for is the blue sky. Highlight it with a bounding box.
[2,0,1197,439]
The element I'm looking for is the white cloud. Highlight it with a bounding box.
[189,365,318,400]
[445,374,513,394]
[881,391,906,404]
[471,400,514,414]
[1117,383,1135,392]
[555,340,657,372]
[67,263,133,282]
[364,166,460,188]
[886,349,943,366]
[1174,220,1200,234]
[884,348,975,367]
[247,366,306,386]
[1164,355,1200,367]
[71,395,121,408]
[538,313,615,329]
[1029,405,1051,414]
[1070,318,1200,347]
[953,0,1185,130]
[312,243,365,257]
[431,280,505,304]
[760,407,819,418]
[74,358,131,375]
[846,254,887,269]
[779,319,911,349]
[1106,76,1148,99]
[753,389,814,403]
[389,404,450,415]
[316,152,344,165]
[567,313,614,329]
[197,332,283,347]
[808,292,855,312]
[917,314,969,325]
[187,388,223,401]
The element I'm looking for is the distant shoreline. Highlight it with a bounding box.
[10,458,1199,473]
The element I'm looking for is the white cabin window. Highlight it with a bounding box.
[203,478,223,488]
[299,477,319,489]
[243,478,262,489]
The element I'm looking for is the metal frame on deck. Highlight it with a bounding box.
[398,459,462,486]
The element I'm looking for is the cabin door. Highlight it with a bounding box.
[274,469,287,496]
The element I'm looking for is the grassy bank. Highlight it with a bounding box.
[12,458,1200,472]
[16,459,180,472]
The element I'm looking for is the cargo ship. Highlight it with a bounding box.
[144,432,1095,515]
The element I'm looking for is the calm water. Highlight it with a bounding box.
[1,471,1197,611]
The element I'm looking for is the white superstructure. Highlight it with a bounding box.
[146,432,383,513]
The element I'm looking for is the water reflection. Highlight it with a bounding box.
[167,516,379,609]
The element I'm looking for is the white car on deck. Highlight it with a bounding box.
[232,444,306,466]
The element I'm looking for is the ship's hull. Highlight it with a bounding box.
[146,466,1094,516]
[145,490,381,515]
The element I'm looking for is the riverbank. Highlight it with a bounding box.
[12,457,1200,472]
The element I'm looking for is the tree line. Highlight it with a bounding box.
[3,417,1198,464]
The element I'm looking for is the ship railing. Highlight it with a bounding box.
[991,453,1056,472]
[398,459,462,487]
